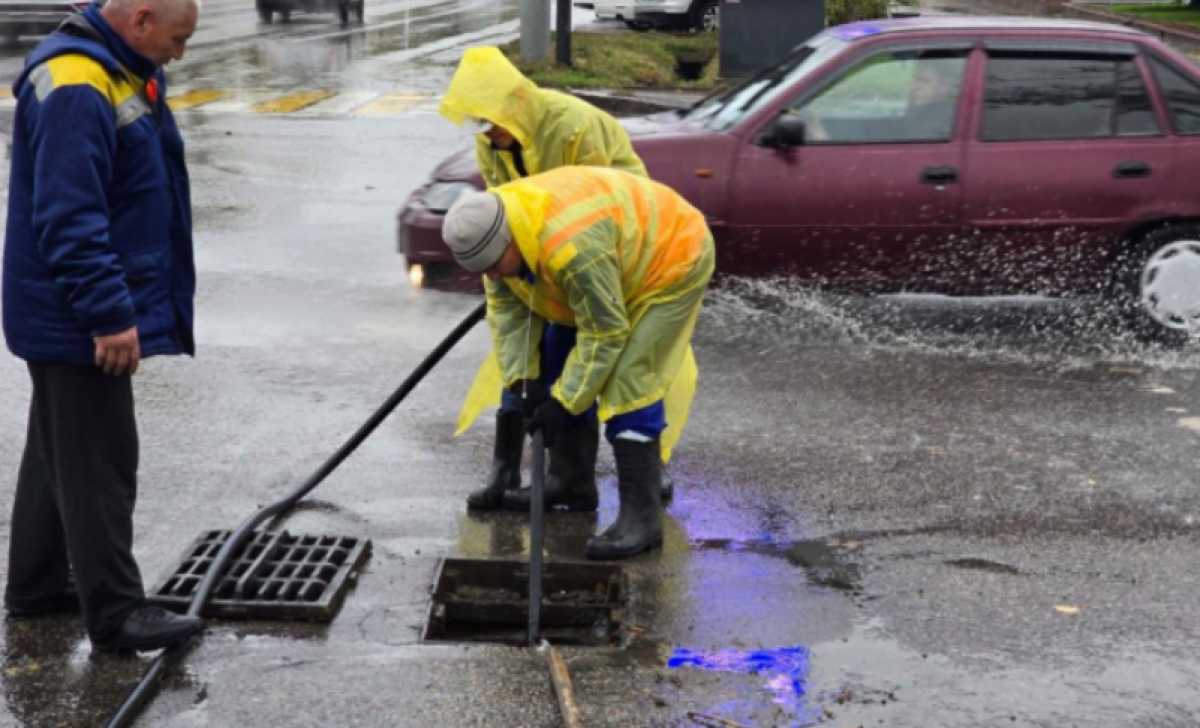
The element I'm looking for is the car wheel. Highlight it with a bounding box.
[1111,224,1200,345]
[623,19,650,31]
[337,1,349,24]
[353,0,364,22]
[690,0,718,32]
[256,0,272,23]
[279,8,291,22]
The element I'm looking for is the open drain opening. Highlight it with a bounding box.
[422,558,627,646]
[149,529,371,622]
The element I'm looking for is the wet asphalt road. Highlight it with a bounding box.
[0,3,1197,727]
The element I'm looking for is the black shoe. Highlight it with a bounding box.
[585,438,664,560]
[93,606,204,653]
[5,592,80,619]
[661,466,674,503]
[466,410,524,511]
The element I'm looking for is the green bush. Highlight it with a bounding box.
[826,0,890,25]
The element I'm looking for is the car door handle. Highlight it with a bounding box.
[1113,161,1151,179]
[920,166,958,185]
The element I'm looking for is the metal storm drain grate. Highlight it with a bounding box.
[149,530,371,622]
[423,558,627,646]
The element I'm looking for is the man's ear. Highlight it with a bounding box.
[132,7,154,32]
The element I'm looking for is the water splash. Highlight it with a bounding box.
[668,645,820,726]
[698,275,1200,372]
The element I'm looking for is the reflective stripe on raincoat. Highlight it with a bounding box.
[455,166,715,461]
[438,46,647,187]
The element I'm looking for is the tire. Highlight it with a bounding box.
[353,0,364,22]
[279,8,291,22]
[1109,223,1200,345]
[689,0,718,32]
[623,19,650,31]
[256,0,272,22]
[337,1,349,24]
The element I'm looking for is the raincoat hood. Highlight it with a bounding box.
[439,46,647,189]
[439,46,540,149]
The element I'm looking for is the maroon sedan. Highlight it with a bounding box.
[398,16,1200,338]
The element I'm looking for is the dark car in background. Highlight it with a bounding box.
[0,0,86,42]
[398,16,1200,339]
[256,0,363,24]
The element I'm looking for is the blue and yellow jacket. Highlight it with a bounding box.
[3,4,195,365]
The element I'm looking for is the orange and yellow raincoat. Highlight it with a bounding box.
[456,166,715,461]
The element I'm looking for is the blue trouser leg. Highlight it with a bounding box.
[500,324,597,422]
[605,400,666,443]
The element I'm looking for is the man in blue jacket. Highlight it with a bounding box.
[2,0,204,653]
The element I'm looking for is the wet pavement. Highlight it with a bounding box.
[0,4,1197,727]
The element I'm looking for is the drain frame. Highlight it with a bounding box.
[422,557,626,646]
[149,529,371,622]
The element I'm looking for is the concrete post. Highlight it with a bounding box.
[521,0,550,62]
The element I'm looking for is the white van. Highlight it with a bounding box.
[575,0,716,31]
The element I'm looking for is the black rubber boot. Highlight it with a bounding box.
[466,410,524,511]
[585,438,663,560]
[502,414,599,512]
[661,465,674,503]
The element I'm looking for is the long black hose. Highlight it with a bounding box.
[105,301,487,728]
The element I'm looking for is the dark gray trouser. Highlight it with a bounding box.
[5,362,144,640]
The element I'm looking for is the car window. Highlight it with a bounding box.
[1149,57,1200,135]
[981,53,1160,141]
[683,31,847,132]
[784,50,967,144]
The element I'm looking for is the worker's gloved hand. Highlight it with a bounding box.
[527,398,569,448]
[507,379,548,419]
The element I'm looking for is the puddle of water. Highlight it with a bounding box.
[692,536,863,593]
[668,645,820,727]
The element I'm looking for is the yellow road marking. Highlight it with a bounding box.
[0,87,11,99]
[353,92,430,117]
[167,89,227,111]
[251,90,336,114]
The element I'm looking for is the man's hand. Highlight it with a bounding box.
[93,326,140,376]
[508,379,548,419]
[527,398,569,448]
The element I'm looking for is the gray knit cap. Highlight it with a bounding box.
[441,191,512,273]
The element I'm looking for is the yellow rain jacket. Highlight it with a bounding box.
[456,167,715,461]
[439,46,648,187]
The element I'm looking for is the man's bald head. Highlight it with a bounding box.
[102,0,200,66]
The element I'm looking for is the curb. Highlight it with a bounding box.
[570,90,689,115]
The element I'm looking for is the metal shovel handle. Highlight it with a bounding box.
[528,430,546,644]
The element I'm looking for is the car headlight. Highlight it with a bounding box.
[422,182,476,213]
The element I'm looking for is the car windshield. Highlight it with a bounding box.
[681,31,848,132]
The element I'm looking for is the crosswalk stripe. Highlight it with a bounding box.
[251,90,337,114]
[302,89,380,116]
[168,89,227,111]
[353,92,432,117]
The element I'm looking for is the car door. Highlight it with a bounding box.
[957,41,1175,294]
[724,43,971,288]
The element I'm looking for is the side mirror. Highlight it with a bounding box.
[761,116,806,148]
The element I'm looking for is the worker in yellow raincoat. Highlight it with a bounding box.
[439,46,647,188]
[442,166,714,560]
[438,45,650,514]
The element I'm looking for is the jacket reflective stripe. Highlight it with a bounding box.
[29,53,147,129]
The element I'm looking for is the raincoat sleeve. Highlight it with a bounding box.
[549,236,631,415]
[485,275,544,386]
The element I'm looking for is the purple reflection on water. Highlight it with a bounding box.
[668,645,816,724]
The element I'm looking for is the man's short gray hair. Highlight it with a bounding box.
[104,0,201,17]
